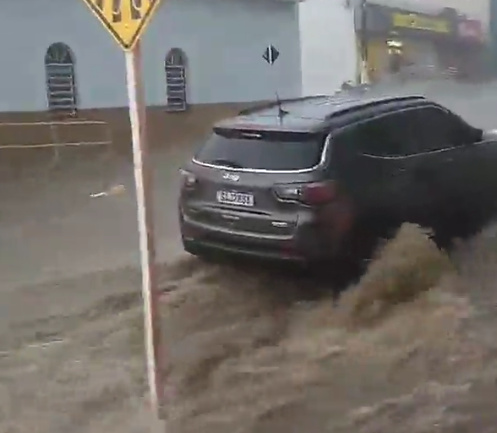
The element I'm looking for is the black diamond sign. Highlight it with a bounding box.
[262,45,280,65]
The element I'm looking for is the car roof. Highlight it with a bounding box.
[214,94,428,134]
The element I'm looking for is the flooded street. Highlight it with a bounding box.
[1,81,497,432]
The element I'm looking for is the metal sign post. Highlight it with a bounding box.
[80,0,164,419]
[125,41,164,418]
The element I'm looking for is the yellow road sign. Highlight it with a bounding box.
[82,0,162,50]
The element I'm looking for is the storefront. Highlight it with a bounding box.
[355,4,459,81]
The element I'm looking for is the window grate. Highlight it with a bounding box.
[165,48,188,112]
[45,43,77,117]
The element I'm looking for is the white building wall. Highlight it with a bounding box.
[0,0,302,112]
[299,0,357,95]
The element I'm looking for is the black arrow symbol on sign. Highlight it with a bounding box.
[94,0,144,22]
[262,45,280,65]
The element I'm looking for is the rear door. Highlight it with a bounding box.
[186,129,328,236]
[372,106,456,225]
[333,112,414,218]
[396,105,482,223]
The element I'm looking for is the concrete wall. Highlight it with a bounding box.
[0,0,302,113]
[299,0,357,95]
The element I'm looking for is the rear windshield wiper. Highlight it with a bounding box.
[209,158,245,169]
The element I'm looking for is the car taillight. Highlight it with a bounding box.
[273,181,336,206]
[302,182,337,205]
[179,169,197,189]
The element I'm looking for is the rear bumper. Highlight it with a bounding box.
[182,237,304,263]
[180,214,335,263]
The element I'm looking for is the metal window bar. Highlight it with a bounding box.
[46,62,77,116]
[165,65,187,112]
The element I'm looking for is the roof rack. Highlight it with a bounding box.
[324,95,426,121]
[378,95,426,102]
[238,95,329,116]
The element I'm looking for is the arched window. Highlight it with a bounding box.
[165,48,188,112]
[45,42,77,116]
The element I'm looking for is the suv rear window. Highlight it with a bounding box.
[194,131,326,171]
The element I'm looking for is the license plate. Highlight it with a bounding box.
[216,190,254,207]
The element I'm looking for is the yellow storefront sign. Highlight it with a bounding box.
[81,0,162,50]
[392,12,450,34]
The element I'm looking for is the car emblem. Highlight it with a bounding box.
[223,172,240,182]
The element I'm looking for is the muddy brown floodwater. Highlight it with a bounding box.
[160,224,497,433]
[2,222,497,433]
[2,81,497,432]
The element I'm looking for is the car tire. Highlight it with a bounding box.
[430,228,455,254]
[350,218,399,258]
[431,218,481,255]
[327,218,399,289]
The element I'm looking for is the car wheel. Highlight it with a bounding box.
[430,228,455,254]
[349,218,399,261]
[431,218,480,256]
[327,219,399,290]
[307,256,363,297]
